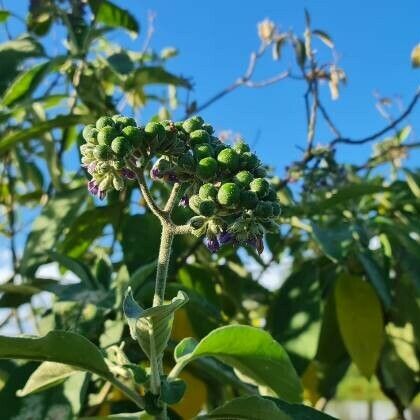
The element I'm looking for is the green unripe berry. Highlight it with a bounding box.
[97,126,119,146]
[115,116,136,129]
[83,124,98,143]
[189,215,207,230]
[145,122,166,142]
[217,182,240,207]
[254,166,267,178]
[255,201,273,218]
[265,188,277,201]
[217,148,239,172]
[202,123,214,134]
[250,178,270,198]
[182,116,203,133]
[197,157,218,180]
[240,190,259,209]
[199,199,216,217]
[189,194,202,214]
[233,140,250,154]
[94,144,112,161]
[199,183,218,200]
[113,160,125,170]
[234,170,254,188]
[111,136,131,157]
[241,152,259,170]
[190,129,210,146]
[96,116,115,130]
[194,143,213,160]
[122,126,146,148]
[113,176,125,191]
[271,201,281,216]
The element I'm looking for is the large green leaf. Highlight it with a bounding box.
[0,9,10,22]
[20,187,86,275]
[90,0,139,37]
[173,325,303,403]
[127,67,191,89]
[0,331,110,377]
[124,288,188,359]
[335,273,384,378]
[0,114,92,154]
[18,362,80,396]
[2,56,65,106]
[199,396,336,420]
[0,35,45,95]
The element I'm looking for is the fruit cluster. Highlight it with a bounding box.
[80,115,280,253]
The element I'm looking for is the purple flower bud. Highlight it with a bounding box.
[98,190,106,200]
[121,168,136,180]
[219,231,234,245]
[247,236,264,254]
[151,167,161,180]
[88,180,99,195]
[179,195,189,207]
[166,172,179,183]
[87,162,96,174]
[205,237,220,253]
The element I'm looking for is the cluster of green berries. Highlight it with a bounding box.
[80,115,280,253]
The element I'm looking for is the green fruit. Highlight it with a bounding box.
[240,152,259,170]
[197,157,218,179]
[199,199,216,216]
[250,178,270,198]
[113,160,125,170]
[265,188,277,201]
[217,183,240,207]
[97,126,118,146]
[190,129,210,146]
[96,116,115,130]
[217,148,239,172]
[234,170,254,188]
[194,144,213,160]
[254,166,267,178]
[240,190,259,209]
[189,194,202,214]
[122,126,146,148]
[255,201,273,218]
[111,136,131,157]
[145,122,166,142]
[202,123,214,134]
[233,140,250,154]
[82,124,98,143]
[271,201,281,216]
[182,116,203,133]
[115,116,136,129]
[94,144,112,161]
[199,183,218,200]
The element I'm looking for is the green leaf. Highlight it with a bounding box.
[357,251,392,308]
[127,67,191,89]
[129,260,157,294]
[107,52,134,75]
[174,325,303,403]
[124,288,188,359]
[411,44,420,68]
[404,169,420,198]
[2,57,65,106]
[312,30,334,48]
[0,114,92,154]
[160,378,186,404]
[199,396,291,420]
[17,362,80,396]
[335,273,384,378]
[293,38,306,68]
[267,397,337,419]
[0,9,10,22]
[80,414,150,420]
[0,331,110,378]
[0,35,45,95]
[311,223,352,262]
[90,0,139,37]
[49,251,97,289]
[20,187,86,275]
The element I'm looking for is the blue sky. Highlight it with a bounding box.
[3,0,420,172]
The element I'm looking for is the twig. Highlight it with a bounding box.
[141,11,156,54]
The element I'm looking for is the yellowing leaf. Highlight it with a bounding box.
[335,274,384,378]
[411,44,420,68]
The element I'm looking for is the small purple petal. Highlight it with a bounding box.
[121,168,136,180]
[87,162,96,174]
[88,180,98,195]
[179,195,189,207]
[166,172,179,183]
[151,167,161,180]
[206,237,220,253]
[219,231,234,245]
[98,190,106,200]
